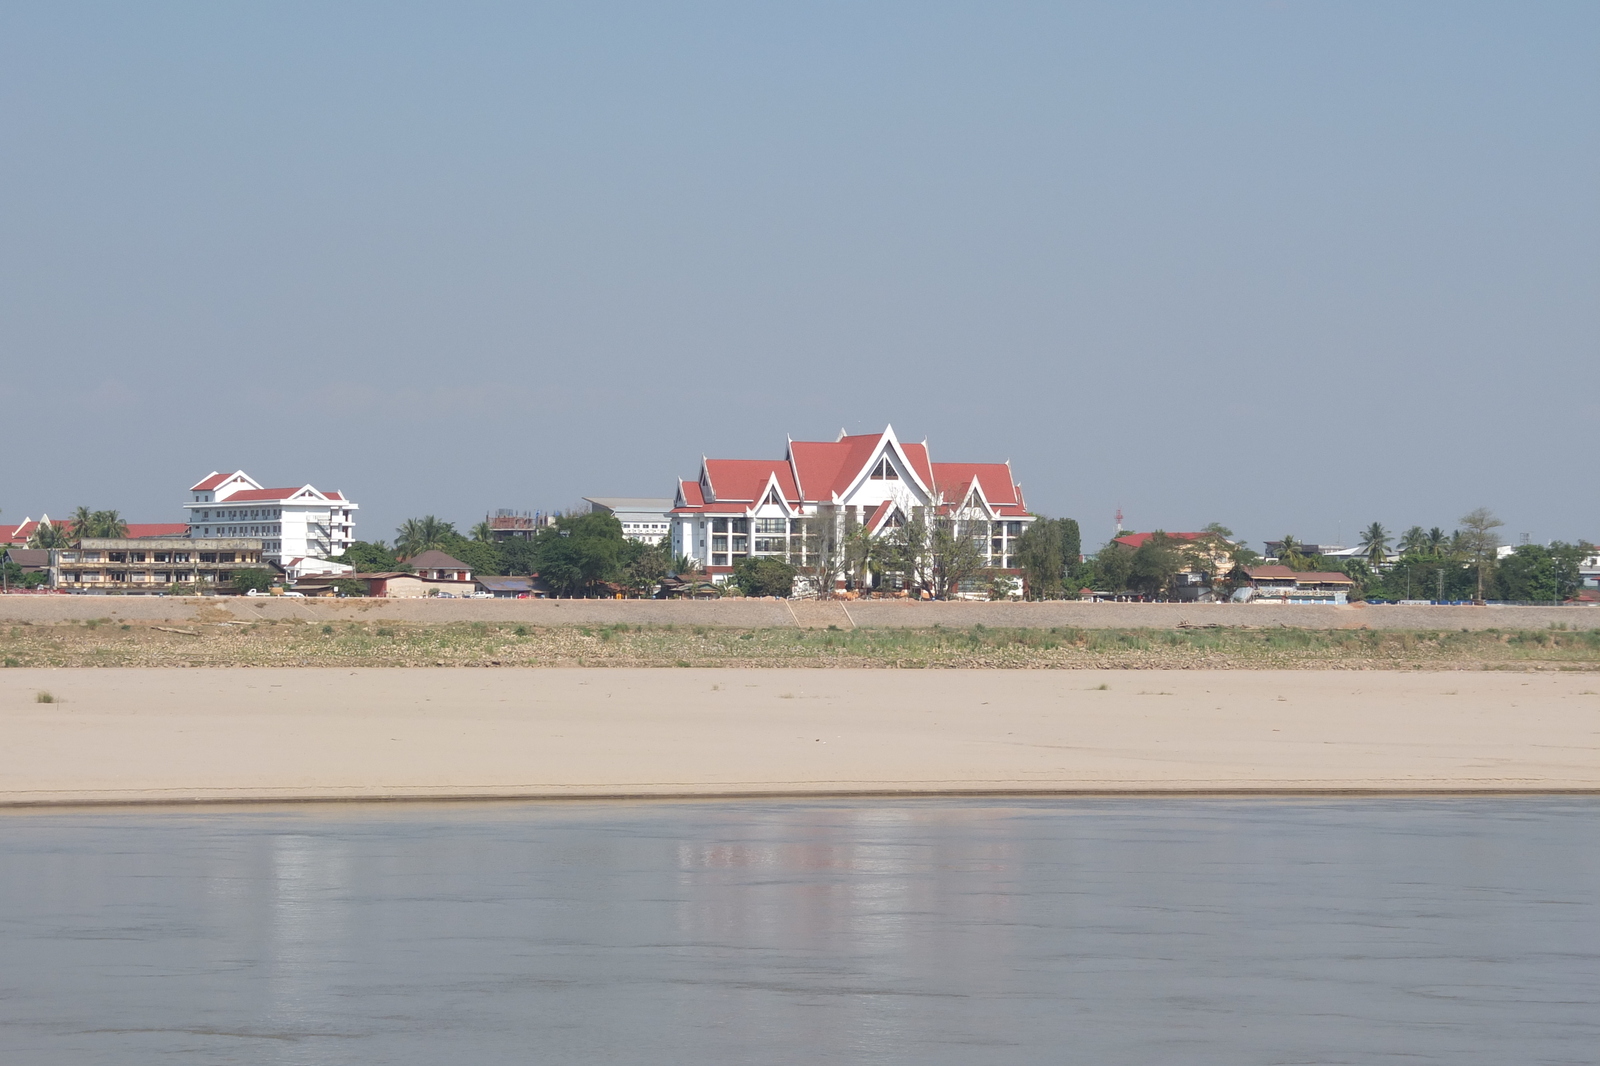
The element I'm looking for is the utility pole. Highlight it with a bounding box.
[1437,568,1445,604]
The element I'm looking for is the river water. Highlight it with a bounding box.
[1,798,1596,1064]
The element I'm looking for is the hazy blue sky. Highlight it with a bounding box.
[2,1,1595,550]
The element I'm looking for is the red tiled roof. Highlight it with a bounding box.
[898,442,935,490]
[324,491,344,501]
[931,463,1020,507]
[1244,565,1354,585]
[224,487,311,502]
[1112,531,1208,550]
[701,459,798,503]
[190,472,230,491]
[127,523,191,538]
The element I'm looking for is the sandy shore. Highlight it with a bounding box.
[3,669,1597,805]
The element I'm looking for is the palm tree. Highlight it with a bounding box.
[69,505,95,539]
[394,516,458,558]
[1277,535,1307,568]
[470,521,494,543]
[1399,526,1428,555]
[1426,527,1447,555]
[1358,522,1390,567]
[92,510,128,538]
[28,520,72,549]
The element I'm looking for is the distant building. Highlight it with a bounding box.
[476,575,550,598]
[50,538,265,593]
[583,498,674,546]
[406,549,476,596]
[2,517,189,546]
[1235,565,1355,605]
[669,425,1032,589]
[185,471,357,562]
[483,510,551,542]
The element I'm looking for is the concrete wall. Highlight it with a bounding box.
[1,595,1596,630]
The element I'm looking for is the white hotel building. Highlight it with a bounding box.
[670,425,1034,583]
[185,471,357,562]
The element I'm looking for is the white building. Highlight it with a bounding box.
[583,498,674,545]
[185,471,358,562]
[669,425,1034,587]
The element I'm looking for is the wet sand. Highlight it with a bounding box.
[2,668,1597,805]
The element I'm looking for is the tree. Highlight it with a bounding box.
[333,541,410,573]
[333,578,367,597]
[1016,517,1083,599]
[230,568,275,594]
[1495,545,1557,602]
[394,516,459,558]
[1358,522,1390,568]
[470,521,494,543]
[790,504,846,598]
[732,556,796,598]
[70,506,95,538]
[927,509,988,599]
[1090,539,1134,593]
[1457,507,1504,601]
[1425,527,1448,555]
[27,521,72,549]
[1276,535,1308,569]
[619,541,670,597]
[1398,526,1428,554]
[530,511,627,596]
[1127,532,1183,597]
[92,510,128,538]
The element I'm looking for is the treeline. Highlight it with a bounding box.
[333,512,676,597]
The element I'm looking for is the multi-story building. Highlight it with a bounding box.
[669,425,1033,588]
[184,471,357,562]
[50,538,265,593]
[583,498,674,545]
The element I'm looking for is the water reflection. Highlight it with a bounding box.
[0,799,1596,1065]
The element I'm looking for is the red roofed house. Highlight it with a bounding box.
[185,471,358,563]
[670,425,1033,594]
[2,516,191,546]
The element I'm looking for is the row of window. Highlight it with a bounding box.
[61,551,245,564]
[61,571,237,583]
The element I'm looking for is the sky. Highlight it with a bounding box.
[2,1,1596,552]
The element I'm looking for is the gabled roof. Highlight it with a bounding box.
[191,472,232,491]
[224,486,324,503]
[406,549,472,572]
[1243,565,1354,585]
[700,459,798,503]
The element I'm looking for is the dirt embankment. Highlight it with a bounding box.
[2,616,1597,670]
[1,595,1595,631]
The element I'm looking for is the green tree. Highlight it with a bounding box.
[229,568,275,594]
[1016,517,1082,599]
[470,521,494,543]
[732,556,796,598]
[1494,544,1557,602]
[1399,526,1428,554]
[1425,527,1448,554]
[531,511,627,596]
[69,506,95,538]
[1127,532,1182,597]
[1358,522,1390,567]
[927,512,988,599]
[394,516,459,557]
[333,577,368,597]
[27,521,72,549]
[333,541,410,573]
[1276,535,1310,569]
[1457,507,1504,601]
[1090,539,1134,593]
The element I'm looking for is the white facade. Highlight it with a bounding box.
[185,471,358,562]
[583,498,674,545]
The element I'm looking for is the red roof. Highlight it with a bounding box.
[701,459,798,503]
[224,487,310,502]
[672,427,1028,518]
[1244,565,1354,585]
[190,472,231,491]
[2,520,190,542]
[1112,531,1208,550]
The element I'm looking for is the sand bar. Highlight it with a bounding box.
[2,668,1598,805]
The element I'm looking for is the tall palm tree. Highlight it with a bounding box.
[28,520,72,549]
[69,505,96,539]
[1358,522,1390,567]
[470,521,494,543]
[1277,535,1307,568]
[394,515,458,558]
[1399,526,1428,555]
[1426,527,1447,555]
[92,510,128,538]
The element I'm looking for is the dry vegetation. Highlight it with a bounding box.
[2,618,1599,670]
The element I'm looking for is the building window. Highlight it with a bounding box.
[754,519,786,534]
[712,553,729,567]
[869,457,899,480]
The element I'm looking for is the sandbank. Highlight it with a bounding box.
[2,669,1597,806]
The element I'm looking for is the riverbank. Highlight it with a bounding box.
[2,669,1597,805]
[2,617,1598,669]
